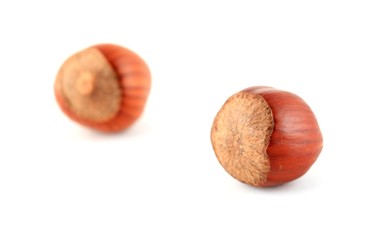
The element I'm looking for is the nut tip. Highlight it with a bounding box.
[75,72,96,96]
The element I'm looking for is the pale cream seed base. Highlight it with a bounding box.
[55,47,122,122]
[211,91,274,186]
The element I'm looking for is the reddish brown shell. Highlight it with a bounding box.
[55,44,151,132]
[244,86,323,186]
[211,86,323,187]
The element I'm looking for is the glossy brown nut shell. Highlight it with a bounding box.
[55,44,151,132]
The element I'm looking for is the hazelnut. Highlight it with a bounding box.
[55,44,151,132]
[211,86,323,187]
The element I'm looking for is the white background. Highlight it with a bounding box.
[0,0,366,239]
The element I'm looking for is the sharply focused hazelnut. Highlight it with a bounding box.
[211,86,323,187]
[55,44,151,132]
